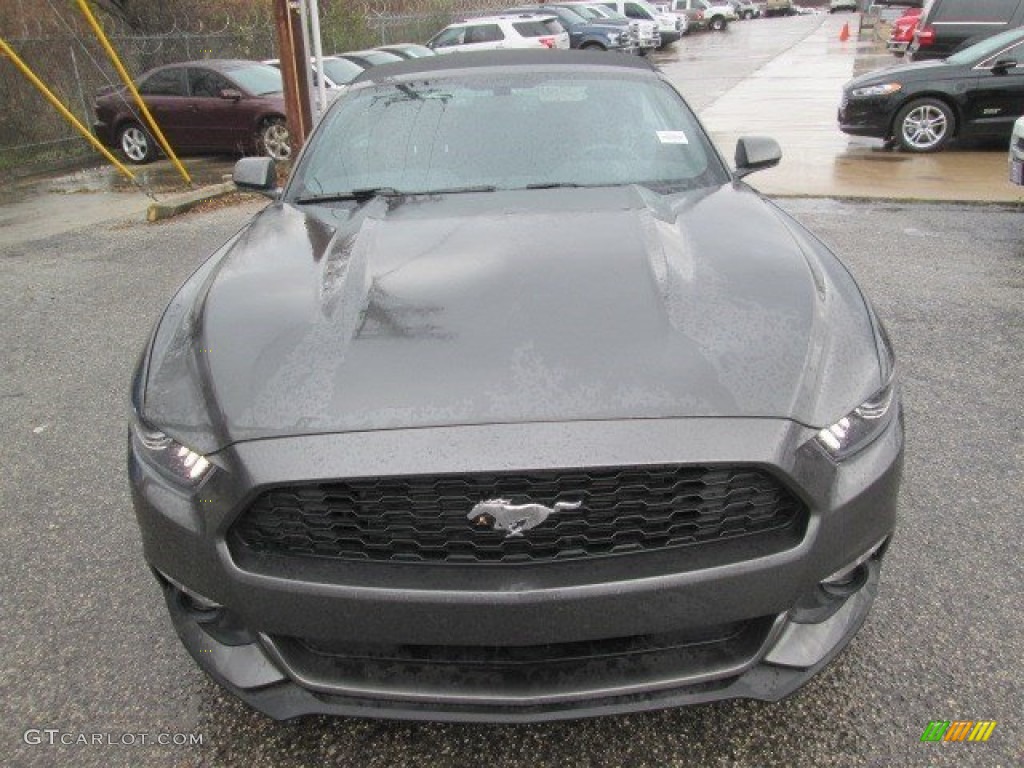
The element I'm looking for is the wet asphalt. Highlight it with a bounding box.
[1,13,1022,768]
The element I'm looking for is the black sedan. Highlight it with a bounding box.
[129,50,903,722]
[839,26,1024,152]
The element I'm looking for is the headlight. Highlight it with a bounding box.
[608,32,621,44]
[850,83,902,98]
[131,418,213,485]
[816,379,898,460]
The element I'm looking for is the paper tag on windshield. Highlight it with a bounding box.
[657,130,689,145]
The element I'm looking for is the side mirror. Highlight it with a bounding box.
[219,88,243,101]
[991,58,1018,75]
[233,157,279,198]
[734,136,782,178]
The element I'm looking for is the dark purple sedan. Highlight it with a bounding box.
[93,59,290,164]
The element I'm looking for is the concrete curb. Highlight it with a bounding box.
[147,181,237,222]
[767,192,1024,207]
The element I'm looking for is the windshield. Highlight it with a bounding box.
[946,28,1024,66]
[289,71,727,199]
[322,57,365,85]
[225,63,283,96]
[553,7,588,24]
[353,50,403,66]
[571,5,604,19]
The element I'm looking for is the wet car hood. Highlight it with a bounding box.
[142,184,882,453]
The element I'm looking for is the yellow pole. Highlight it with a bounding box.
[0,37,137,183]
[75,0,192,186]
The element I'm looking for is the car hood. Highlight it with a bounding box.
[142,185,882,453]
[845,58,955,89]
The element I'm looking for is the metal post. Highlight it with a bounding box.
[0,37,137,183]
[68,46,92,128]
[75,0,192,186]
[289,2,313,134]
[273,0,310,149]
[308,0,328,115]
[297,0,317,119]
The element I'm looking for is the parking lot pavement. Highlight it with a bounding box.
[693,15,1024,203]
[0,155,238,245]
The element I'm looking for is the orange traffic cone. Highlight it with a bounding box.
[839,22,850,42]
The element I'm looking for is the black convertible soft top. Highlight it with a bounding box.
[351,49,657,85]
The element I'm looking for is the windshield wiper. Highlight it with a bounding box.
[524,182,584,189]
[415,184,497,195]
[294,187,403,204]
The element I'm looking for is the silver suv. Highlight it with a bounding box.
[427,14,571,53]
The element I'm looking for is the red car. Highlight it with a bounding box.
[93,60,290,164]
[887,8,922,56]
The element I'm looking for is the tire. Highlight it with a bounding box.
[893,98,955,153]
[259,117,292,162]
[710,16,726,31]
[118,121,157,164]
[580,41,607,50]
[743,11,753,20]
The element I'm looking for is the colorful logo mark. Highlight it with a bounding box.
[921,721,997,743]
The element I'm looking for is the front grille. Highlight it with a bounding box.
[229,465,806,565]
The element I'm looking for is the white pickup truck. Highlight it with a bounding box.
[661,0,737,31]
[764,0,795,17]
[596,0,686,45]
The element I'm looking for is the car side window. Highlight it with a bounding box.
[432,26,466,47]
[139,68,186,96]
[465,24,504,44]
[189,68,233,98]
[981,40,1024,68]
[624,3,651,20]
[933,0,1021,23]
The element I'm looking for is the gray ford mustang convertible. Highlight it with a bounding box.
[128,50,903,722]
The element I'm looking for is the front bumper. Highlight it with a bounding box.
[658,30,682,46]
[93,119,116,149]
[838,94,899,139]
[131,416,902,722]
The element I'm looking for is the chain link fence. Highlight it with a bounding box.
[0,1,508,173]
[363,0,506,46]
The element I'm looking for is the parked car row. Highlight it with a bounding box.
[425,7,674,56]
[426,0,799,58]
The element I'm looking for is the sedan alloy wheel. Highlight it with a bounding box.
[260,118,292,161]
[119,121,156,164]
[895,98,954,152]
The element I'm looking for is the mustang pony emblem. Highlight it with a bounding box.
[467,498,582,538]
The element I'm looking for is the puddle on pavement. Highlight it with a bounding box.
[2,154,239,206]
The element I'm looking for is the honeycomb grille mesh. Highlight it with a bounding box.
[230,465,805,565]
